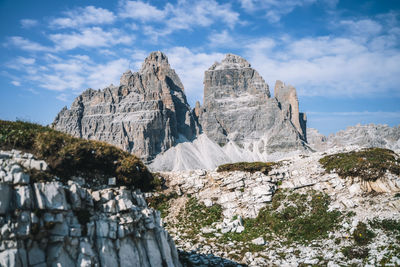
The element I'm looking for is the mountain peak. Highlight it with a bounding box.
[209,53,251,71]
[140,51,170,73]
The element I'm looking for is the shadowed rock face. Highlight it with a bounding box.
[274,80,307,140]
[53,51,199,162]
[199,54,306,152]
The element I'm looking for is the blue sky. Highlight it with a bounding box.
[1,0,399,135]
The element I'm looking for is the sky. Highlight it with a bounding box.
[0,0,400,135]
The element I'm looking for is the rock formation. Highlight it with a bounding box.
[198,54,306,152]
[53,52,308,170]
[307,124,400,152]
[0,149,181,267]
[274,80,307,140]
[53,51,199,163]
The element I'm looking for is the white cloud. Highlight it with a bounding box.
[16,57,36,65]
[243,30,400,98]
[8,36,50,52]
[11,81,21,86]
[119,1,166,21]
[87,59,130,89]
[56,93,69,102]
[340,19,382,37]
[239,0,316,23]
[20,19,38,29]
[119,0,239,37]
[49,27,133,51]
[163,47,224,105]
[208,30,235,47]
[50,6,116,28]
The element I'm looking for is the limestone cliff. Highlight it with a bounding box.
[199,54,306,152]
[0,150,181,267]
[53,51,199,163]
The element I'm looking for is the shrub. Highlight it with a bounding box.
[147,192,178,218]
[342,246,369,259]
[319,148,400,181]
[0,120,154,191]
[217,161,276,175]
[353,222,375,246]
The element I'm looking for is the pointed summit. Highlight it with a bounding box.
[209,53,251,70]
[140,51,170,73]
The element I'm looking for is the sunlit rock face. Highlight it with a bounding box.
[198,53,307,152]
[53,51,199,162]
[54,52,308,170]
[0,150,182,267]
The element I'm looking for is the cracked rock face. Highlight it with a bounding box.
[199,54,307,152]
[0,150,181,267]
[53,51,199,163]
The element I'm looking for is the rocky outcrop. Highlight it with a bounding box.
[274,80,307,140]
[156,148,400,266]
[0,150,181,267]
[53,51,199,162]
[199,54,306,152]
[307,124,400,152]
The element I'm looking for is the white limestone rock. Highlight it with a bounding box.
[33,182,69,210]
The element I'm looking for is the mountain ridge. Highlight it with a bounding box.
[53,51,308,170]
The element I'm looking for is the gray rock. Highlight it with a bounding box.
[307,124,400,151]
[28,242,45,266]
[0,184,12,214]
[251,237,266,246]
[199,54,306,152]
[14,185,33,209]
[13,172,30,185]
[53,51,199,163]
[33,182,69,210]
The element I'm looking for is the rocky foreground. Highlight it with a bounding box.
[0,150,181,267]
[150,146,400,266]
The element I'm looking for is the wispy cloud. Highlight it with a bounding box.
[7,36,50,52]
[239,0,316,23]
[49,27,133,51]
[50,6,116,29]
[11,81,21,86]
[56,93,69,102]
[20,19,38,29]
[118,1,166,22]
[119,0,239,38]
[241,17,400,98]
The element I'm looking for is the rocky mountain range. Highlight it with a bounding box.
[53,52,307,170]
[307,124,400,152]
[53,52,199,163]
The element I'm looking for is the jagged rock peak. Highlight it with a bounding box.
[140,51,170,73]
[274,80,307,140]
[120,69,133,86]
[53,51,199,163]
[209,53,251,71]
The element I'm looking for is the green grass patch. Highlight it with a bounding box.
[319,148,400,181]
[147,192,178,218]
[217,161,276,175]
[370,218,400,241]
[177,197,223,237]
[221,189,342,246]
[0,120,154,191]
[342,246,369,260]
